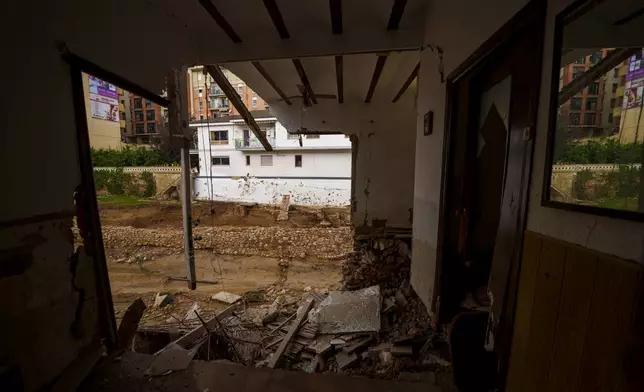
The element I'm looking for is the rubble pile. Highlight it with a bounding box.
[138,280,449,383]
[342,239,411,291]
[100,225,353,259]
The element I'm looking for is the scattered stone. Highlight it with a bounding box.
[379,351,393,365]
[303,286,312,292]
[212,292,242,304]
[154,292,172,308]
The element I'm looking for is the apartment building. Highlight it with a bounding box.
[187,66,269,121]
[189,111,351,206]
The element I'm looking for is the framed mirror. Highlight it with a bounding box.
[542,0,644,221]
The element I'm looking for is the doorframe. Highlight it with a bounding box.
[61,47,169,352]
[434,0,545,383]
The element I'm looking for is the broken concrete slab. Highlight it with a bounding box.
[307,334,335,355]
[342,336,374,354]
[212,291,242,304]
[145,343,201,376]
[335,351,358,370]
[309,285,381,334]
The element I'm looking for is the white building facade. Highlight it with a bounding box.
[190,114,352,206]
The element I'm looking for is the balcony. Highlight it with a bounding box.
[234,137,275,150]
[210,87,225,96]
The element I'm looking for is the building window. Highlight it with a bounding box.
[209,130,229,144]
[147,123,156,133]
[295,155,302,167]
[146,109,155,121]
[260,155,273,166]
[584,113,596,125]
[133,98,142,109]
[612,83,618,93]
[246,156,251,166]
[306,134,320,139]
[587,82,600,95]
[610,98,616,108]
[199,101,203,110]
[585,98,597,111]
[198,88,203,98]
[120,111,126,120]
[135,110,144,122]
[570,97,582,110]
[569,112,581,125]
[145,99,152,108]
[140,136,150,144]
[197,73,202,81]
[614,68,619,78]
[200,115,204,120]
[571,67,584,80]
[287,132,299,140]
[237,85,243,95]
[252,96,258,107]
[608,113,614,123]
[211,156,230,166]
[135,124,144,134]
[590,51,602,65]
[573,57,585,64]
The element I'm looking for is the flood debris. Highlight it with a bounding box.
[212,291,242,304]
[309,285,381,334]
[154,292,172,308]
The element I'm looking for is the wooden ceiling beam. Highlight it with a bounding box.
[330,0,343,34]
[387,0,408,30]
[392,62,419,102]
[198,0,242,43]
[335,56,344,104]
[204,65,273,151]
[365,55,387,103]
[292,59,317,104]
[263,0,290,39]
[251,61,292,106]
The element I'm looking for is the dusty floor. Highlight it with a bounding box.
[101,200,349,326]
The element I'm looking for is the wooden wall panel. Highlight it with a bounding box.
[505,234,542,391]
[546,248,597,392]
[506,231,643,392]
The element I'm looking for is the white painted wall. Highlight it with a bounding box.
[411,0,644,310]
[190,120,351,205]
[526,0,644,264]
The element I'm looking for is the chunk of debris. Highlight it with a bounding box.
[391,345,413,356]
[307,334,335,355]
[305,354,326,373]
[394,290,408,307]
[154,292,172,308]
[330,338,346,347]
[145,342,202,376]
[309,285,381,334]
[335,350,359,370]
[183,302,200,321]
[276,195,291,221]
[268,298,314,369]
[342,335,374,353]
[212,291,242,304]
[382,297,396,313]
[117,298,146,349]
[379,351,394,365]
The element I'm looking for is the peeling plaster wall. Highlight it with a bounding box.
[0,1,210,390]
[352,104,417,229]
[526,0,644,264]
[411,0,530,309]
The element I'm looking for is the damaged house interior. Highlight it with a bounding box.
[2,0,644,391]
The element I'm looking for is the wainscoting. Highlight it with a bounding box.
[506,231,644,392]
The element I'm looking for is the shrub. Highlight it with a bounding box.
[91,146,178,167]
[572,169,594,200]
[555,139,643,165]
[140,171,157,197]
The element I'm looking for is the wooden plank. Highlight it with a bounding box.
[252,61,292,105]
[268,298,314,369]
[292,59,317,104]
[198,0,242,43]
[391,62,419,103]
[204,65,273,151]
[365,55,387,103]
[117,297,146,349]
[522,240,566,392]
[577,256,641,392]
[386,0,408,30]
[545,248,598,392]
[155,303,238,354]
[335,56,344,104]
[505,233,542,392]
[330,0,342,34]
[263,0,290,39]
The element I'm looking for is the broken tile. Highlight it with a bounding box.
[212,291,242,304]
[309,285,381,334]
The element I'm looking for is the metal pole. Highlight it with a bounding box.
[168,68,196,290]
[181,144,196,290]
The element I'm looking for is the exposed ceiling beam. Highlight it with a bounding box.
[558,48,637,106]
[263,0,290,39]
[335,56,344,104]
[365,55,387,103]
[203,30,421,63]
[199,0,242,43]
[292,59,317,104]
[614,6,644,26]
[251,61,292,105]
[392,62,419,102]
[204,65,273,151]
[330,0,343,34]
[387,0,408,30]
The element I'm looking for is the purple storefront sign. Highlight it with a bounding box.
[626,54,644,81]
[97,86,118,99]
